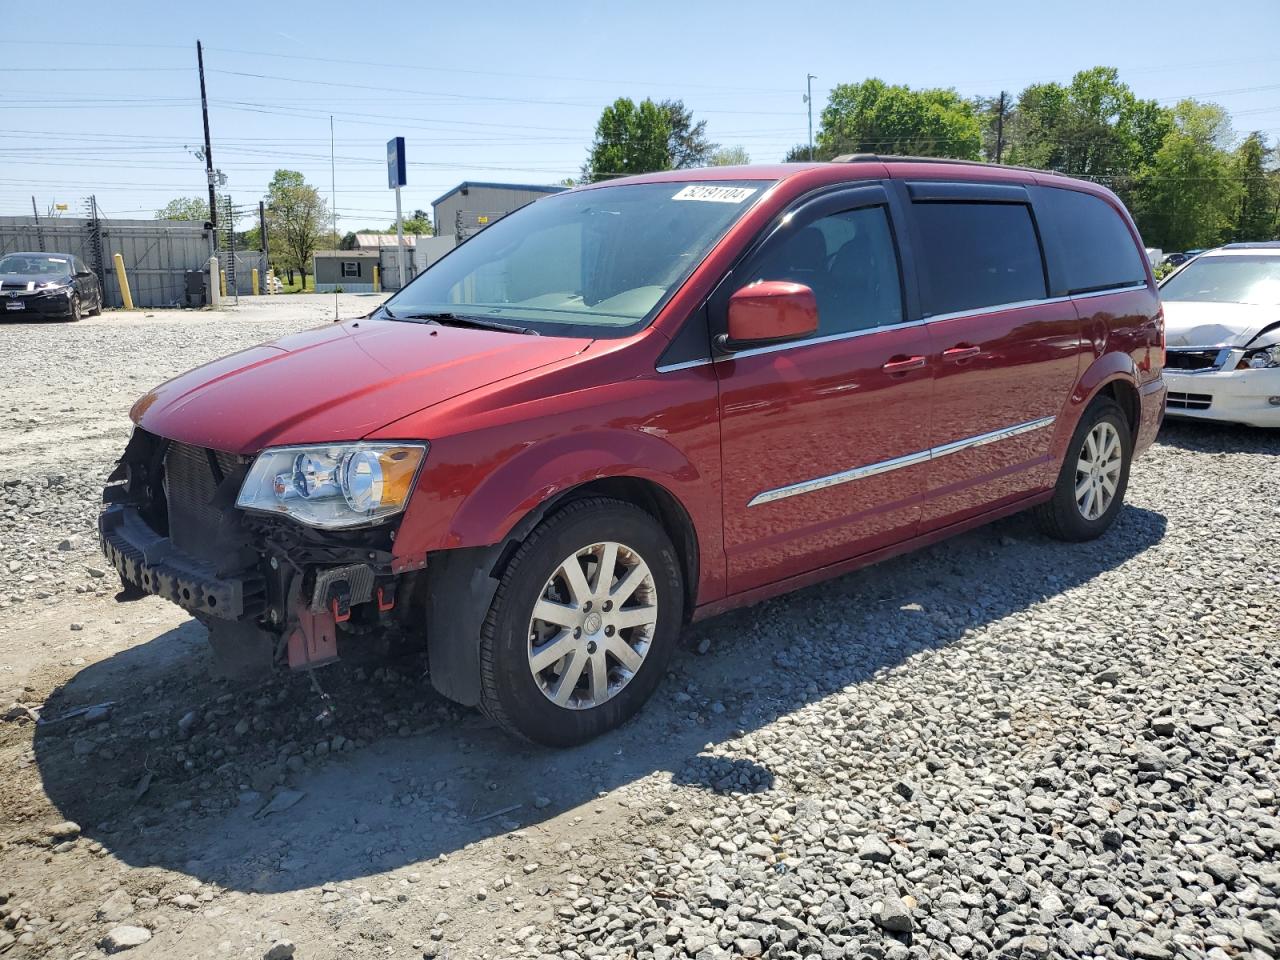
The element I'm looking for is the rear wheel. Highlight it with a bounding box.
[87,290,102,316]
[1035,397,1131,541]
[478,497,683,747]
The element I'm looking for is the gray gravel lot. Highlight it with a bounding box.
[0,299,1277,960]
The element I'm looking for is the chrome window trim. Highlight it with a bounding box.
[655,284,1151,373]
[1070,282,1148,300]
[654,358,713,373]
[746,415,1057,507]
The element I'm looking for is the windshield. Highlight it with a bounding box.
[383,180,770,337]
[1160,254,1280,306]
[0,254,72,277]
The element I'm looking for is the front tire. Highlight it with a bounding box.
[1035,397,1131,541]
[67,294,82,322]
[478,497,684,747]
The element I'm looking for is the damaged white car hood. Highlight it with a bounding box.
[1162,300,1279,349]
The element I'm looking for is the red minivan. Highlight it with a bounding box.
[100,157,1166,745]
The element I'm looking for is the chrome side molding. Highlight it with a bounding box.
[747,415,1057,507]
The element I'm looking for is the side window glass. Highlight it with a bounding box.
[912,202,1047,315]
[741,205,903,335]
[1039,188,1146,293]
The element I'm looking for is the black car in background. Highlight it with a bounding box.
[0,251,103,320]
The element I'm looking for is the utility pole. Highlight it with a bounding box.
[330,115,339,322]
[258,199,269,258]
[197,40,218,236]
[805,74,817,161]
[995,91,1007,165]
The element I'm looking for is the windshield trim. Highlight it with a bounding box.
[379,179,777,340]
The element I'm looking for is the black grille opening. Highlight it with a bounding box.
[1167,391,1213,410]
[163,443,242,557]
[1165,349,1220,371]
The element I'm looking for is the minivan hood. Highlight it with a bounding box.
[1162,299,1280,348]
[132,319,591,454]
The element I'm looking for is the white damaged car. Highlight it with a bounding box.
[1160,242,1280,428]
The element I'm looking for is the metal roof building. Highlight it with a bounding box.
[431,181,567,243]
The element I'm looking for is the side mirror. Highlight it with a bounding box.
[723,280,819,350]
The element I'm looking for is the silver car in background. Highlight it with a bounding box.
[1160,242,1280,428]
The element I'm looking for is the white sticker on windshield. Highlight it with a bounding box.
[672,185,757,204]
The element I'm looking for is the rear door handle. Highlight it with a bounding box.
[942,344,981,362]
[881,355,927,374]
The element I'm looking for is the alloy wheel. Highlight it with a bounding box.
[527,541,658,710]
[1075,421,1122,521]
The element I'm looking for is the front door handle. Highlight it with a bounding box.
[881,355,927,374]
[942,344,981,362]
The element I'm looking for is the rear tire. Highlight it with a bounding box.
[1035,396,1131,541]
[478,497,683,747]
[87,291,102,316]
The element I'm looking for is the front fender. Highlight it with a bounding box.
[448,427,703,548]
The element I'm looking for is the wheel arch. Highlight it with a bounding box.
[1053,352,1142,462]
[419,472,701,708]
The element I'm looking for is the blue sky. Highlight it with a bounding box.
[2,0,1277,231]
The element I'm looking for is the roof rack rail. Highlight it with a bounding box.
[830,153,1053,177]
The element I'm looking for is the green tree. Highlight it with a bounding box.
[264,169,329,287]
[396,208,433,235]
[1233,132,1278,241]
[584,98,672,182]
[661,99,716,168]
[1130,100,1240,250]
[1005,67,1169,179]
[710,145,751,166]
[154,196,209,221]
[816,78,982,160]
[783,143,815,162]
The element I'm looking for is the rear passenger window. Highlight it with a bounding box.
[912,202,1047,315]
[1039,188,1147,293]
[743,205,903,335]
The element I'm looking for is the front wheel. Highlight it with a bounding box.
[1035,397,1131,541]
[68,294,82,322]
[478,497,684,747]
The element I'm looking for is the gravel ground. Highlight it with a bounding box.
[0,300,1277,960]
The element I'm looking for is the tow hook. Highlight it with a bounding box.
[377,581,397,612]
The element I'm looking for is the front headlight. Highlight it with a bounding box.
[236,442,427,529]
[1239,344,1280,370]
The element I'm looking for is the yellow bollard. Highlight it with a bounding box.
[112,253,135,310]
[251,267,260,296]
[219,269,227,299]
[372,264,380,293]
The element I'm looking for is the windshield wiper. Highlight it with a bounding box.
[396,311,537,335]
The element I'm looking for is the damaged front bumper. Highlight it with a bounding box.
[99,503,262,619]
[98,430,423,672]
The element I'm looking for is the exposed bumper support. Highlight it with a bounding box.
[98,504,261,620]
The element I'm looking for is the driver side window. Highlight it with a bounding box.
[741,205,904,336]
